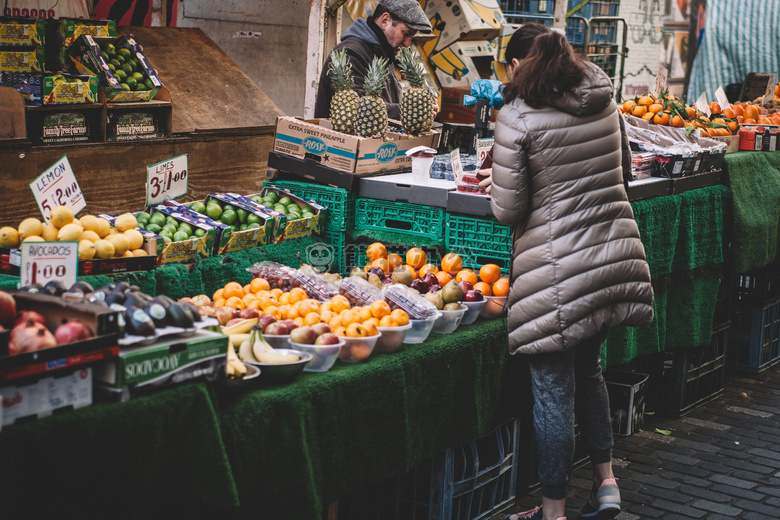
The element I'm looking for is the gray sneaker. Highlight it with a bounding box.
[580,478,621,519]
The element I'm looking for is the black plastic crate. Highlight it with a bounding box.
[733,256,780,306]
[713,273,733,333]
[636,331,727,417]
[727,300,780,373]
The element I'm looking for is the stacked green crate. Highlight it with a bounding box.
[445,214,512,272]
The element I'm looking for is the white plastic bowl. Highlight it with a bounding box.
[374,323,413,353]
[459,299,487,325]
[338,333,381,363]
[432,304,467,334]
[404,313,442,344]
[290,338,345,372]
[480,296,508,319]
[263,333,291,349]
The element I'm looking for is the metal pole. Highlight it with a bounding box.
[553,0,568,30]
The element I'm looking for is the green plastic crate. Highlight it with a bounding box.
[263,180,354,232]
[354,199,446,240]
[445,214,512,271]
[318,230,348,275]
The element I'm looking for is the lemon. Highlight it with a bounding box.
[93,239,115,259]
[131,249,148,256]
[78,239,96,260]
[41,224,59,241]
[122,250,135,258]
[57,223,83,242]
[109,228,119,235]
[0,226,20,248]
[18,218,44,240]
[80,215,101,233]
[50,206,75,228]
[82,230,100,242]
[95,217,111,238]
[106,233,130,256]
[115,213,138,232]
[22,236,45,242]
[123,229,144,250]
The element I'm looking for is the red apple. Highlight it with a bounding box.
[422,273,438,287]
[178,297,196,307]
[198,306,217,318]
[256,313,277,331]
[314,332,341,345]
[465,290,484,302]
[215,307,236,326]
[264,322,289,336]
[0,290,16,328]
[311,322,331,337]
[458,280,474,294]
[290,325,317,345]
[239,307,259,320]
[191,294,212,308]
[225,318,246,328]
[281,319,298,332]
[14,310,46,329]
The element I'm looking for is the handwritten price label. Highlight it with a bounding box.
[450,148,464,182]
[652,63,668,98]
[30,156,86,224]
[146,154,188,206]
[20,241,78,289]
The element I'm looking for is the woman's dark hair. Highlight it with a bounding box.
[503,25,586,108]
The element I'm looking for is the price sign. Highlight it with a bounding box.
[29,156,86,224]
[477,138,494,168]
[146,154,188,205]
[652,63,668,98]
[450,148,464,182]
[763,73,777,105]
[20,241,78,289]
[714,86,731,111]
[695,92,710,117]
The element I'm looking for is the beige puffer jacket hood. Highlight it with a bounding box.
[490,62,654,355]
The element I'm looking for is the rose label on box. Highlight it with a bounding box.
[29,155,86,223]
[20,241,78,289]
[146,154,188,205]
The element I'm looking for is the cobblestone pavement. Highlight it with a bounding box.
[494,365,780,520]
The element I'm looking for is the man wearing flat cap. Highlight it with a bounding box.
[314,0,433,122]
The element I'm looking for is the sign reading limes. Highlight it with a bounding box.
[20,241,78,289]
[147,154,188,206]
[30,156,86,225]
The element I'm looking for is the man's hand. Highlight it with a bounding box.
[478,168,492,194]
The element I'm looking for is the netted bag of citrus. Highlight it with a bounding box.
[135,210,208,245]
[250,191,314,221]
[0,206,147,261]
[187,199,266,233]
[99,42,155,93]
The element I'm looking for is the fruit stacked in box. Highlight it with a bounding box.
[47,18,117,73]
[132,203,223,264]
[1,71,98,105]
[248,188,327,241]
[66,34,162,102]
[0,17,45,73]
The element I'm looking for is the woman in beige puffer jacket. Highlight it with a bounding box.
[491,25,653,520]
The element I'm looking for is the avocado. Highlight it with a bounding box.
[166,302,194,329]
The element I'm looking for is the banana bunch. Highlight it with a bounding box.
[225,344,247,378]
[238,327,300,365]
[222,317,259,335]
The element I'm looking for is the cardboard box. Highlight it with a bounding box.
[496,23,522,63]
[57,18,116,48]
[0,45,44,72]
[422,0,505,53]
[1,366,92,428]
[491,60,510,83]
[0,17,45,46]
[66,34,163,102]
[437,122,492,155]
[430,40,497,88]
[25,101,104,145]
[106,87,172,141]
[202,193,275,253]
[1,71,97,105]
[358,172,454,208]
[709,134,739,153]
[251,188,327,242]
[439,85,497,126]
[273,116,440,175]
[604,370,649,436]
[141,202,222,264]
[93,329,227,401]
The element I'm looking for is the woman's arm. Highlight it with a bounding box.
[490,106,530,225]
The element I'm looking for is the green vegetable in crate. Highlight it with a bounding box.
[355,56,389,138]
[397,47,435,136]
[327,48,359,135]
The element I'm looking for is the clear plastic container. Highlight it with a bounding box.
[431,304,467,334]
[382,283,440,319]
[291,339,344,372]
[374,323,412,353]
[263,334,291,349]
[460,299,486,325]
[289,267,339,301]
[404,314,441,344]
[338,334,381,363]
[480,296,508,319]
[430,154,454,181]
[248,261,295,291]
[339,276,384,307]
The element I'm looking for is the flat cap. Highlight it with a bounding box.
[378,0,433,33]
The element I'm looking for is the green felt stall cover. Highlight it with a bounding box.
[0,383,240,519]
[725,151,780,273]
[215,319,511,520]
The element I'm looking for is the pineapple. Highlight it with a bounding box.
[328,49,359,134]
[397,48,435,136]
[355,56,390,139]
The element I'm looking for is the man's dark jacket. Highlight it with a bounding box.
[314,17,402,121]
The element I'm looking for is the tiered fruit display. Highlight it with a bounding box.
[99,42,155,93]
[0,206,148,260]
[136,210,205,245]
[187,199,264,233]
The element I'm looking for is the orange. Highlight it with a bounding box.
[473,281,492,296]
[366,242,387,262]
[387,253,404,273]
[349,344,372,361]
[329,315,345,330]
[403,264,418,279]
[243,283,252,295]
[288,287,307,304]
[362,319,379,336]
[304,311,321,326]
[223,281,244,300]
[371,257,389,273]
[320,301,332,313]
[213,298,226,309]
[727,121,739,133]
[642,111,655,122]
[492,278,510,297]
[629,104,647,117]
[330,294,351,314]
[294,317,305,327]
[732,105,744,117]
[320,309,336,323]
[406,248,427,269]
[298,298,321,316]
[479,264,501,284]
[670,115,684,127]
[418,263,439,277]
[279,304,294,320]
[213,288,225,302]
[247,299,261,311]
[455,269,478,285]
[242,293,258,307]
[370,300,392,319]
[652,112,670,125]
[379,315,399,327]
[346,323,368,337]
[435,271,453,286]
[278,292,291,306]
[333,326,348,337]
[648,103,663,114]
[744,118,757,125]
[250,277,270,293]
[758,116,772,125]
[637,94,654,106]
[744,104,759,122]
[441,253,463,275]
[391,308,409,326]
[358,306,373,322]
[225,296,245,310]
[289,301,302,318]
[721,107,735,119]
[341,309,361,327]
[269,288,285,299]
[622,100,636,112]
[685,106,696,119]
[264,306,281,320]
[364,263,373,273]
[708,102,721,115]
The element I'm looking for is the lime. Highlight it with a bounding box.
[109,58,121,69]
[137,211,151,221]
[173,230,190,242]
[239,224,248,231]
[105,43,117,57]
[120,83,131,92]
[162,224,178,235]
[193,228,206,238]
[114,70,127,83]
[278,196,292,206]
[128,58,139,72]
[118,47,132,59]
[236,208,248,223]
[178,223,193,235]
[246,213,262,225]
[165,216,179,226]
[221,209,237,225]
[149,214,165,227]
[134,82,147,91]
[265,191,279,203]
[248,223,260,230]
[251,196,263,204]
[273,204,287,214]
[125,77,137,88]
[190,201,206,214]
[144,78,154,90]
[161,236,172,244]
[158,229,173,239]
[132,72,144,81]
[121,63,133,76]
[101,51,109,61]
[206,203,222,219]
[209,199,225,210]
[145,223,162,234]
